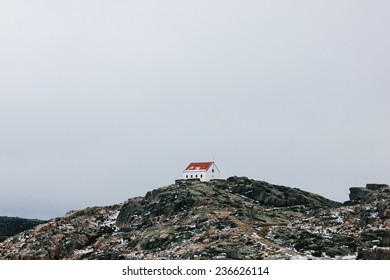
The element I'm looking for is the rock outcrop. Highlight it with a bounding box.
[0,178,389,260]
[348,183,390,204]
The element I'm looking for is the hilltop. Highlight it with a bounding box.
[0,177,389,260]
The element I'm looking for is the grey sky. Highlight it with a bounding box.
[1,1,389,219]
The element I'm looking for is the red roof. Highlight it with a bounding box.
[184,162,213,172]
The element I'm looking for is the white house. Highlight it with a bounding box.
[182,161,220,182]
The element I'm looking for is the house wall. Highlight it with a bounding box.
[183,171,207,181]
[205,162,220,181]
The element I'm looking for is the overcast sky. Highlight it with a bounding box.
[1,0,389,219]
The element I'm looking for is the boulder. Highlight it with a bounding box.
[349,187,373,203]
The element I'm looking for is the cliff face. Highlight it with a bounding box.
[0,178,389,260]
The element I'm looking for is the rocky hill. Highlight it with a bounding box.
[0,177,389,260]
[0,216,46,243]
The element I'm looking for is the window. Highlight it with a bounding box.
[200,174,203,178]
[195,174,198,178]
[212,169,214,173]
[186,175,188,178]
[191,175,193,178]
